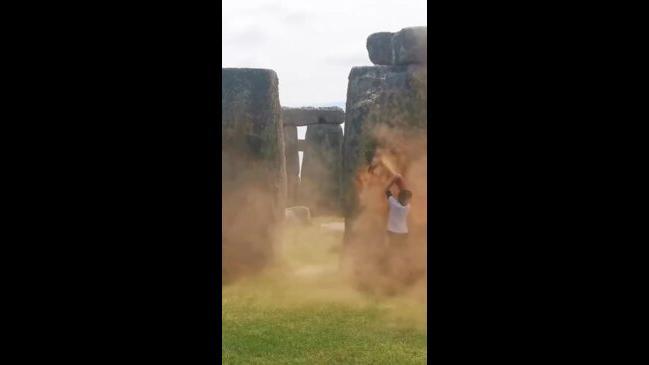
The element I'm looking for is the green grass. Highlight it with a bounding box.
[222,217,427,365]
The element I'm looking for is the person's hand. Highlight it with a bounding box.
[393,174,406,190]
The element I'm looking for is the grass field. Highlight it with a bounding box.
[222,217,427,365]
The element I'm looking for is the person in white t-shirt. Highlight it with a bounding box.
[384,174,412,248]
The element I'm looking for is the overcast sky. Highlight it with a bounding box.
[222,0,427,107]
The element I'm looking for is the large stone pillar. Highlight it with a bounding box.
[342,27,427,286]
[342,64,427,224]
[221,68,286,282]
[299,123,343,215]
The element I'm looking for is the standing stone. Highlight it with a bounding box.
[283,124,299,206]
[342,63,427,244]
[221,68,286,282]
[341,55,427,290]
[297,139,306,152]
[299,123,343,216]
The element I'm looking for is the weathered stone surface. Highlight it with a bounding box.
[392,27,427,65]
[297,139,306,151]
[367,32,394,65]
[283,125,299,206]
[282,106,344,126]
[342,64,427,237]
[344,28,428,293]
[221,68,286,282]
[299,124,343,215]
[365,27,427,66]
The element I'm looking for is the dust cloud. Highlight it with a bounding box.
[342,124,427,298]
[222,123,427,329]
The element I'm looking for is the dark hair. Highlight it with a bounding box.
[398,190,412,202]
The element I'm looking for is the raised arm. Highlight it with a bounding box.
[368,155,381,173]
[385,174,402,198]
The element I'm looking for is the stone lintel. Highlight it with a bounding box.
[282,106,344,126]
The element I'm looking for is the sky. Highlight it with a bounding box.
[222,0,427,108]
